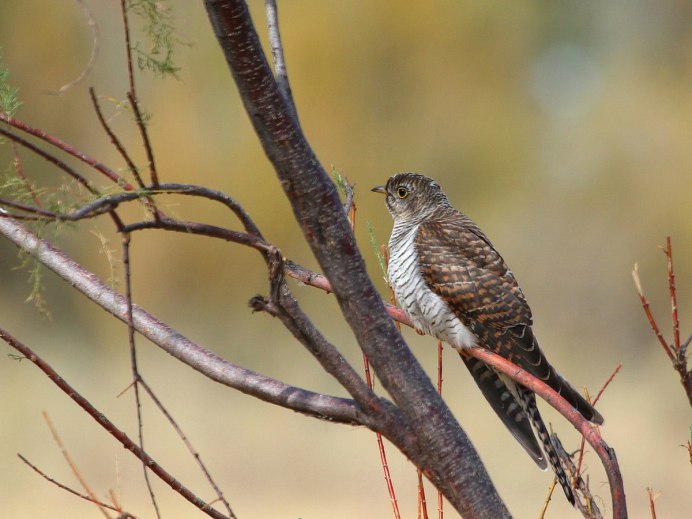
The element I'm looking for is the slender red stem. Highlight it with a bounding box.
[576,364,621,476]
[363,354,401,519]
[417,468,429,519]
[633,265,675,362]
[665,237,681,352]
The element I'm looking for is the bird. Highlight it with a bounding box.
[372,172,603,506]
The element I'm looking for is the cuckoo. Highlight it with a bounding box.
[372,172,603,505]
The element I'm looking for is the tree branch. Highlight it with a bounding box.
[0,215,364,425]
[203,2,510,516]
[0,328,228,519]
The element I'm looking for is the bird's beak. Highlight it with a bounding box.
[371,185,387,195]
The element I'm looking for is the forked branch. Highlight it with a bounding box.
[633,237,692,407]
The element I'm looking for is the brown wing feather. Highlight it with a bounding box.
[416,211,603,424]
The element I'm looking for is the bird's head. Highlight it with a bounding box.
[372,173,450,222]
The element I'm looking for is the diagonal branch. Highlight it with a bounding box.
[203,2,510,517]
[1,328,228,519]
[250,251,380,411]
[469,348,626,519]
[0,215,363,425]
[285,259,626,517]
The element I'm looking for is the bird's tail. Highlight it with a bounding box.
[461,355,548,468]
[518,387,576,506]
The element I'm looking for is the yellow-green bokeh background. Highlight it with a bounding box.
[1,1,691,517]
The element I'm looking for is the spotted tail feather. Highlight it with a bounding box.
[518,386,576,506]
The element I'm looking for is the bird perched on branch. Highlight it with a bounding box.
[372,173,603,505]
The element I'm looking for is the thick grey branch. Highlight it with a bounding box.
[204,2,510,516]
[0,215,363,425]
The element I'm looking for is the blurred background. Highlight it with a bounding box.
[1,1,691,517]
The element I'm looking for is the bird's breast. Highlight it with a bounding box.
[387,223,477,349]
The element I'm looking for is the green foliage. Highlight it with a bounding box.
[332,165,347,195]
[91,229,120,290]
[127,0,183,77]
[368,221,387,280]
[0,174,99,316]
[18,241,51,318]
[0,50,21,117]
[332,166,387,279]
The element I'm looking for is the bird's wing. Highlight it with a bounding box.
[415,214,534,355]
[416,214,603,424]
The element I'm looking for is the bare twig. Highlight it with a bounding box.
[592,363,622,407]
[264,0,299,125]
[139,379,237,519]
[647,487,659,519]
[122,233,161,519]
[284,259,408,323]
[633,264,674,361]
[44,0,99,95]
[17,454,131,516]
[538,479,557,519]
[0,115,135,191]
[361,355,401,519]
[120,0,137,103]
[251,249,381,412]
[0,329,229,519]
[89,87,145,188]
[0,217,365,424]
[118,2,160,189]
[633,240,692,407]
[576,364,622,480]
[43,412,112,519]
[665,237,681,352]
[127,91,159,188]
[0,126,97,195]
[417,468,429,519]
[0,197,58,218]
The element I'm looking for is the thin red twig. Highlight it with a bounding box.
[42,412,112,519]
[633,243,692,406]
[632,264,675,362]
[363,354,401,519]
[647,487,658,519]
[665,237,681,352]
[469,347,626,519]
[593,363,622,407]
[0,114,135,191]
[287,260,625,514]
[576,364,621,477]
[417,469,429,519]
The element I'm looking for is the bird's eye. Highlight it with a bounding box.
[396,187,409,199]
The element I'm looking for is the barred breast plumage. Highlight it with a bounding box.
[387,220,477,349]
